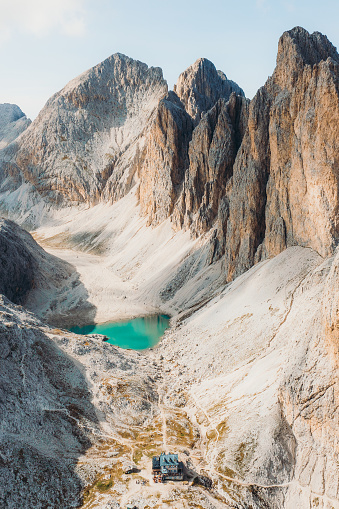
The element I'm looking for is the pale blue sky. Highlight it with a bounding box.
[0,0,338,119]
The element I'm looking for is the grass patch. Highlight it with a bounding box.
[82,461,124,505]
[96,478,114,492]
[166,410,196,448]
[133,449,143,464]
[215,451,238,479]
[234,438,257,475]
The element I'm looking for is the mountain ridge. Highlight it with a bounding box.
[0,27,338,509]
[1,27,337,281]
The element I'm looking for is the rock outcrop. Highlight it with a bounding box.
[0,54,167,209]
[0,104,31,150]
[174,93,249,237]
[139,59,246,229]
[140,28,338,281]
[174,57,244,125]
[0,218,38,304]
[0,219,95,325]
[223,27,339,280]
[139,91,193,224]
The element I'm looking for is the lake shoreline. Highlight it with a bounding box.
[69,314,170,350]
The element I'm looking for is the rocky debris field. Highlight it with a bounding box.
[0,24,338,509]
[0,242,338,508]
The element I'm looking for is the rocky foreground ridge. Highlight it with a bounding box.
[0,25,338,509]
[0,227,338,509]
[0,218,97,325]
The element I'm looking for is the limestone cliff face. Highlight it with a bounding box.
[224,27,339,280]
[140,27,338,276]
[174,57,244,125]
[0,54,167,206]
[139,91,193,224]
[0,104,31,150]
[139,59,246,229]
[175,93,249,237]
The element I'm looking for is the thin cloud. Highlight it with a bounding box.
[256,0,298,13]
[282,0,296,12]
[255,0,270,12]
[0,0,87,45]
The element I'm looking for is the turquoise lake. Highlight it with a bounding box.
[70,314,170,350]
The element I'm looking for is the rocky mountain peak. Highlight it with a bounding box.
[222,26,339,282]
[0,103,31,150]
[174,57,244,124]
[0,103,26,127]
[274,27,339,88]
[0,54,168,213]
[42,52,167,131]
[58,52,166,112]
[278,26,339,66]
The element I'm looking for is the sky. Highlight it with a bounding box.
[0,0,338,120]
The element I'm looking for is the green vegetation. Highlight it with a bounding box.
[96,478,114,492]
[166,410,196,448]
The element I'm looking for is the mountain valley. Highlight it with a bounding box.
[0,26,338,509]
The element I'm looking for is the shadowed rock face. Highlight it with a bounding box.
[0,218,68,306]
[0,219,96,325]
[0,54,167,206]
[0,219,37,303]
[139,61,246,229]
[175,93,249,236]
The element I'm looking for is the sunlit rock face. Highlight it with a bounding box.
[0,54,167,206]
[0,27,338,509]
[224,27,339,280]
[140,28,338,278]
[139,91,194,225]
[0,103,31,150]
